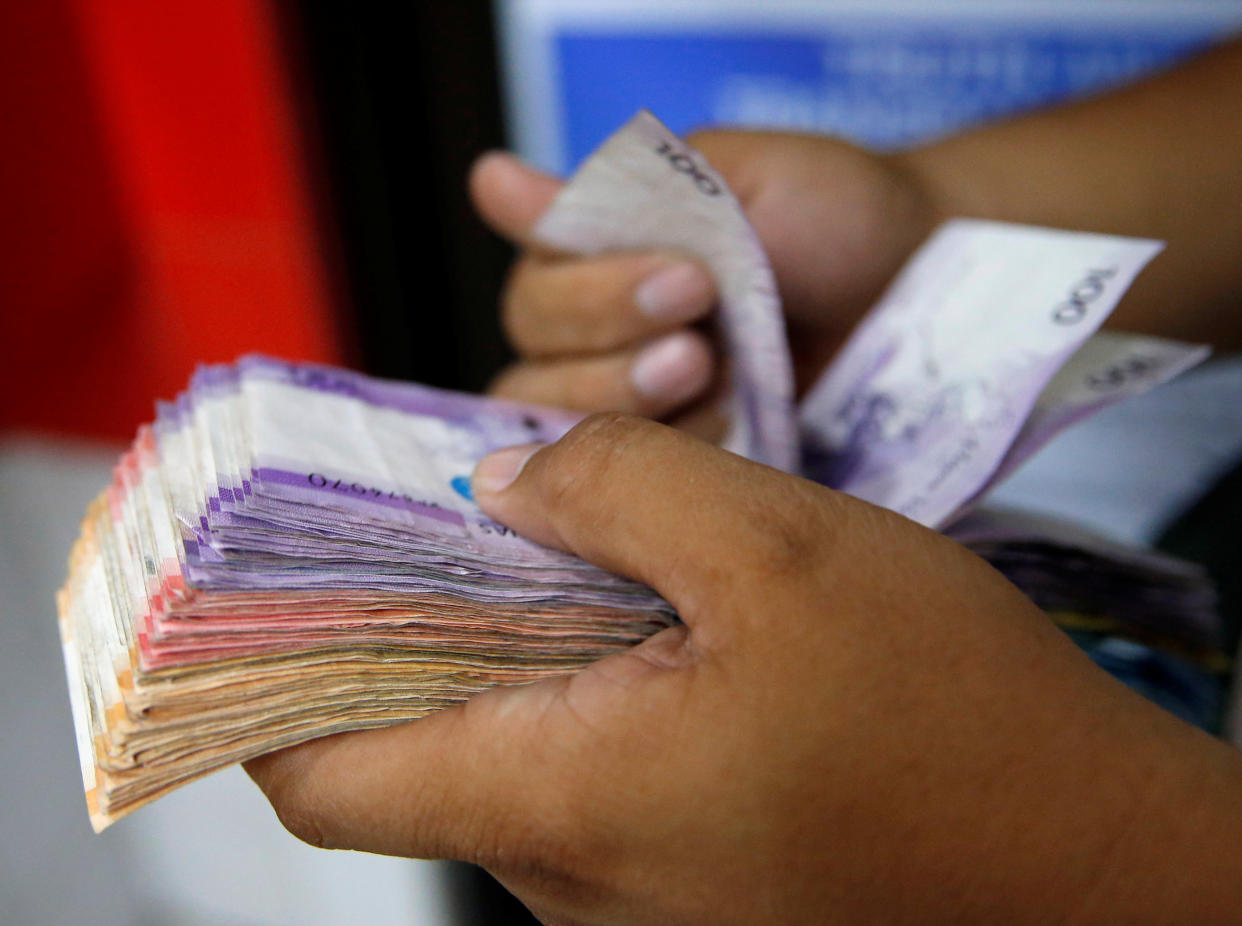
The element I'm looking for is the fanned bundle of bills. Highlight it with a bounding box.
[59,360,678,830]
[60,112,1224,831]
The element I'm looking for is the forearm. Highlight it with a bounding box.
[900,37,1242,349]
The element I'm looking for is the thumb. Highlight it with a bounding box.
[471,413,867,628]
[470,150,563,246]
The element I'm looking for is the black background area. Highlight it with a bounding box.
[288,2,515,392]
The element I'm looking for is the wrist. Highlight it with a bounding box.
[1064,723,1242,925]
[887,136,1006,230]
[984,697,1242,926]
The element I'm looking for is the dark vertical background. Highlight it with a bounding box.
[282,4,537,923]
[287,3,514,392]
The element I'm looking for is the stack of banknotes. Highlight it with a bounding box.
[951,509,1228,730]
[60,112,1227,831]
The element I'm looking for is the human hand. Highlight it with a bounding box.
[245,414,1242,925]
[469,133,941,439]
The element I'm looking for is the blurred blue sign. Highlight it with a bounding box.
[558,29,1215,166]
[497,2,1242,174]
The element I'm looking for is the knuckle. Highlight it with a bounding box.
[741,481,839,583]
[562,410,648,448]
[538,412,649,516]
[684,128,729,150]
[750,519,820,583]
[554,411,645,468]
[683,130,755,197]
[684,129,741,166]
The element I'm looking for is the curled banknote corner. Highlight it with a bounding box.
[535,110,798,473]
[798,219,1206,528]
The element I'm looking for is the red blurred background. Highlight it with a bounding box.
[0,1,511,443]
[0,0,347,441]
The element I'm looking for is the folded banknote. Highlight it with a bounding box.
[59,111,1220,831]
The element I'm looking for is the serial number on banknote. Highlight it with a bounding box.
[305,472,445,509]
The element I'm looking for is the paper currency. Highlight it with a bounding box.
[960,332,1211,513]
[949,507,1227,733]
[536,110,796,471]
[949,508,1223,653]
[799,219,1169,527]
[60,358,677,831]
[59,111,1221,831]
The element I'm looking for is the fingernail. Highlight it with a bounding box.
[631,333,707,402]
[472,443,543,496]
[634,262,712,320]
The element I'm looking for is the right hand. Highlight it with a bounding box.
[247,414,1242,925]
[469,131,943,436]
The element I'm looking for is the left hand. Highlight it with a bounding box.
[470,132,941,435]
